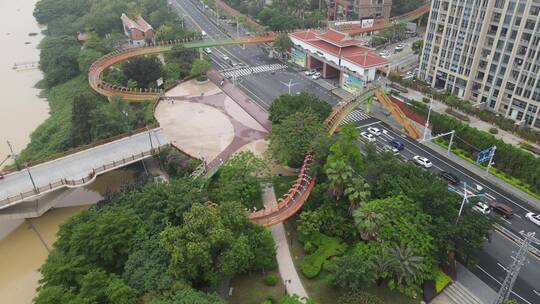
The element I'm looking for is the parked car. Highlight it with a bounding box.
[383,145,399,155]
[367,127,381,136]
[473,202,491,215]
[312,72,322,79]
[221,54,230,61]
[304,70,316,76]
[360,131,376,143]
[438,171,460,185]
[525,212,540,226]
[490,202,513,218]
[413,155,433,168]
[395,44,405,52]
[203,48,212,54]
[390,139,405,151]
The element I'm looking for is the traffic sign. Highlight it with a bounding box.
[477,147,495,164]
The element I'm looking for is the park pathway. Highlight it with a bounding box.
[262,185,308,301]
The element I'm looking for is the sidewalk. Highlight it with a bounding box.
[262,185,308,301]
[400,87,540,154]
[455,262,497,304]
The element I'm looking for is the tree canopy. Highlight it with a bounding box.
[269,110,328,167]
[269,92,332,124]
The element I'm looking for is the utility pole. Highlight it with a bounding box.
[493,231,537,304]
[485,146,496,176]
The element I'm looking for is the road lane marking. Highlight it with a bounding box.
[497,263,508,272]
[383,127,535,214]
[533,290,540,297]
[357,121,382,128]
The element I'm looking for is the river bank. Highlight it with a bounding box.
[0,169,137,303]
[0,0,49,165]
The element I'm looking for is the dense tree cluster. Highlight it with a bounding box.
[34,176,277,303]
[296,123,493,297]
[224,0,326,30]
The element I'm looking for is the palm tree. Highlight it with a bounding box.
[324,159,353,200]
[344,177,371,210]
[374,250,393,286]
[388,243,425,288]
[352,206,382,241]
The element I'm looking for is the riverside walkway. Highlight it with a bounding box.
[0,128,168,210]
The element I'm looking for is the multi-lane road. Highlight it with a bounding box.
[171,0,540,302]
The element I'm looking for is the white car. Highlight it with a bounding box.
[304,70,316,76]
[367,127,381,136]
[395,44,405,52]
[525,212,540,226]
[360,131,376,143]
[383,145,399,155]
[473,202,491,215]
[312,72,322,79]
[413,155,433,168]
[203,48,212,54]
[221,54,230,61]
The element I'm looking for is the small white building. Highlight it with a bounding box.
[289,29,387,94]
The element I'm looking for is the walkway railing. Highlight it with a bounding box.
[0,146,168,210]
[88,34,277,101]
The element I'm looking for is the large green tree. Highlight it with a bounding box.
[149,289,225,304]
[122,56,162,88]
[70,92,98,146]
[269,92,331,124]
[269,110,327,167]
[329,252,377,290]
[215,151,269,209]
[160,202,276,287]
[39,35,81,86]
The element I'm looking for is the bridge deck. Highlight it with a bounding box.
[0,128,168,210]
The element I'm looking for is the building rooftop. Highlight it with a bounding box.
[121,13,153,32]
[290,29,387,68]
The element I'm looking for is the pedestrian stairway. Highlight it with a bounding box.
[221,63,288,78]
[443,282,484,304]
[340,109,371,126]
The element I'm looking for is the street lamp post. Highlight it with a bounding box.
[280,79,299,95]
[456,181,485,223]
[26,165,38,193]
[147,126,154,152]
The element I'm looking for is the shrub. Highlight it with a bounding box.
[422,97,430,103]
[304,241,315,254]
[489,127,498,134]
[338,291,383,304]
[435,271,452,293]
[301,233,347,278]
[264,274,278,286]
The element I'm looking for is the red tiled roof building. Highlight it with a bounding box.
[121,13,154,46]
[289,29,387,94]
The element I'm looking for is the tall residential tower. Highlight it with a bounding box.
[419,0,540,128]
[327,0,392,20]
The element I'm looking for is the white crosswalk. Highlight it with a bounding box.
[221,63,288,78]
[340,110,371,126]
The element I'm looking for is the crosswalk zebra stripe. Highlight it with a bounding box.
[340,110,370,125]
[221,64,288,78]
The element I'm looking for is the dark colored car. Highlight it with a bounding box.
[438,171,460,185]
[490,202,513,218]
[390,139,405,151]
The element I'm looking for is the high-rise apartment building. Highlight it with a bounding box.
[419,0,540,129]
[327,0,392,20]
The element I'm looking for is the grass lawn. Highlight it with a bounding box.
[228,270,285,304]
[283,219,418,304]
[273,175,297,199]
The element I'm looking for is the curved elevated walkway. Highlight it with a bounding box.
[88,34,277,101]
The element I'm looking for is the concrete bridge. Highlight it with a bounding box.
[0,128,168,211]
